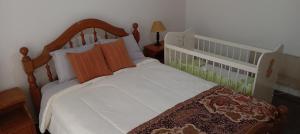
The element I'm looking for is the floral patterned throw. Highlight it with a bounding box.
[128,86,278,134]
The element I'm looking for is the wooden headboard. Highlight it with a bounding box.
[19,19,140,113]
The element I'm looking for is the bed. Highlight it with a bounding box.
[19,19,287,134]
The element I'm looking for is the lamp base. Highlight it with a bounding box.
[155,32,160,46]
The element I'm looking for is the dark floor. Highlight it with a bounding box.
[273,90,300,134]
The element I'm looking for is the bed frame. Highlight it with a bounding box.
[19,19,140,113]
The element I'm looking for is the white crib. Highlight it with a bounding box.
[164,32,284,102]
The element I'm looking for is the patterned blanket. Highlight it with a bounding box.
[128,86,278,134]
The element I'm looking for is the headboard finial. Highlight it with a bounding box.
[132,23,140,43]
[20,47,29,57]
[133,23,138,29]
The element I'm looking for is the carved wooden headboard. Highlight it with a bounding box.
[19,19,140,113]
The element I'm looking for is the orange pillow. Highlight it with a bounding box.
[100,39,136,72]
[67,46,112,83]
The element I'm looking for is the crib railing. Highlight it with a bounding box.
[194,35,271,66]
[164,33,271,95]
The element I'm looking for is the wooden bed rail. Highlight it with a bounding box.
[20,19,140,113]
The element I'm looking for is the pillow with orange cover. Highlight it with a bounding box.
[100,39,136,72]
[67,46,112,83]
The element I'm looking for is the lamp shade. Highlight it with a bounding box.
[151,21,166,32]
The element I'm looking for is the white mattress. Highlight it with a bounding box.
[40,58,216,134]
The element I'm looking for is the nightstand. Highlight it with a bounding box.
[0,87,37,134]
[143,41,164,63]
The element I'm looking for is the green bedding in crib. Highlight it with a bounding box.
[167,60,254,95]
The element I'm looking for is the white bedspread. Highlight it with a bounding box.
[40,59,216,134]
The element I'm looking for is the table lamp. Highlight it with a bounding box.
[151,21,166,46]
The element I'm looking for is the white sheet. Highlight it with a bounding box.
[39,79,79,127]
[40,58,216,134]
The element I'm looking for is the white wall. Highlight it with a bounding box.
[186,0,300,57]
[0,0,186,115]
[0,0,186,89]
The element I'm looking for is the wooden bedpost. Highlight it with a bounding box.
[20,47,41,113]
[132,23,140,44]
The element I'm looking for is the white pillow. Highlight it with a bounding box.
[51,44,94,83]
